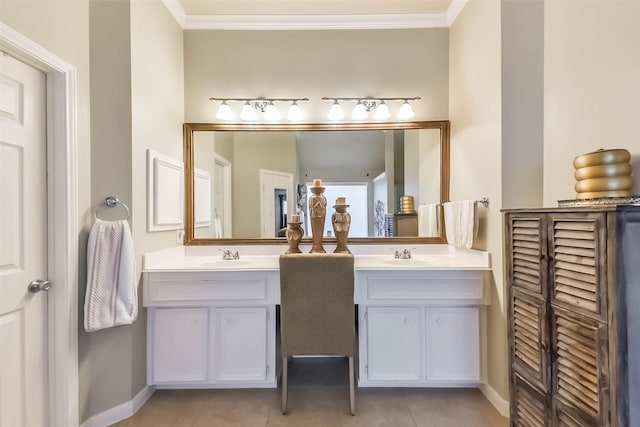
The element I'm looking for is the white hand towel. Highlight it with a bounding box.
[443,200,478,249]
[84,219,137,332]
[418,204,439,237]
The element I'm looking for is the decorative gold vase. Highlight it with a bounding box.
[332,197,351,254]
[573,149,634,199]
[308,179,327,253]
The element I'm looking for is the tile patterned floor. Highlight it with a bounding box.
[113,358,509,427]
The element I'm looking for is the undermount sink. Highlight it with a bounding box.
[186,258,251,268]
[383,258,438,267]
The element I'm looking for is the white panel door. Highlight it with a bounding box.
[0,53,48,427]
[366,306,422,381]
[425,307,480,382]
[151,308,209,383]
[213,307,268,382]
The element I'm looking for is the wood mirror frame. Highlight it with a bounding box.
[183,120,450,245]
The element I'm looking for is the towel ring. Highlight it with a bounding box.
[94,196,131,221]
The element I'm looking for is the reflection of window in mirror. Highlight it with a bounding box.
[306,183,368,238]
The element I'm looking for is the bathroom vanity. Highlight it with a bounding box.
[143,245,491,389]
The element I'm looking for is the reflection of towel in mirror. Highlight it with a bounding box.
[84,220,137,332]
[214,217,223,238]
[418,204,439,237]
[443,200,478,249]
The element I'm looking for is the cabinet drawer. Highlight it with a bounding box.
[364,276,483,302]
[144,272,277,305]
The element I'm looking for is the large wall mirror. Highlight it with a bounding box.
[184,121,450,245]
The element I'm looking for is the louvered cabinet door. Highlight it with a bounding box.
[507,214,547,297]
[510,287,549,392]
[549,213,608,319]
[512,374,550,427]
[551,306,610,426]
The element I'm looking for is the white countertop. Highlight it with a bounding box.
[143,244,491,272]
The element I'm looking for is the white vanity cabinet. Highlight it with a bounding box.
[143,270,279,388]
[356,269,488,387]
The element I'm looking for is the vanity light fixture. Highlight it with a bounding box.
[210,97,310,122]
[373,101,391,120]
[286,101,304,121]
[322,97,421,121]
[397,100,416,120]
[215,100,235,121]
[239,101,258,121]
[327,100,345,121]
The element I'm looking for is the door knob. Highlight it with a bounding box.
[28,279,52,293]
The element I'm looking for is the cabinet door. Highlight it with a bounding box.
[551,306,610,426]
[213,307,268,382]
[506,213,548,297]
[151,308,209,383]
[365,306,422,381]
[512,374,550,427]
[510,287,550,392]
[425,307,479,382]
[549,213,608,320]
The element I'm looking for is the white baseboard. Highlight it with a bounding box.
[80,385,155,427]
[479,383,510,418]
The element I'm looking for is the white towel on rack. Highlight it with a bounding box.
[418,204,439,237]
[443,200,478,249]
[84,219,137,332]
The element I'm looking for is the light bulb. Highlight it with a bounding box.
[239,101,258,121]
[327,100,345,120]
[286,101,304,121]
[264,102,281,121]
[215,101,235,121]
[351,101,368,120]
[373,101,391,120]
[397,100,415,120]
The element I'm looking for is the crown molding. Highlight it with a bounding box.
[163,1,467,30]
[184,13,448,30]
[446,0,468,26]
[162,0,186,28]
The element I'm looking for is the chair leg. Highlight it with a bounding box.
[349,356,356,415]
[282,356,288,415]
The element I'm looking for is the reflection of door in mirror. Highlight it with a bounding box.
[260,169,294,238]
[193,132,233,239]
[274,189,287,237]
[213,154,231,238]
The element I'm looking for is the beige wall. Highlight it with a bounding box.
[84,0,135,420]
[130,0,184,411]
[184,29,449,123]
[232,132,297,238]
[449,0,507,402]
[544,1,640,206]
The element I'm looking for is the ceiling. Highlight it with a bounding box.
[177,0,452,16]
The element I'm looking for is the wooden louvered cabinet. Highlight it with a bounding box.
[505,206,639,427]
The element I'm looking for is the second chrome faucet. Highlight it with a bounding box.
[220,249,240,260]
[394,249,413,259]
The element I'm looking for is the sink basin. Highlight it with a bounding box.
[383,258,437,267]
[186,258,251,268]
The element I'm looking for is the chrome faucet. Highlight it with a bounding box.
[394,249,413,259]
[219,249,240,260]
